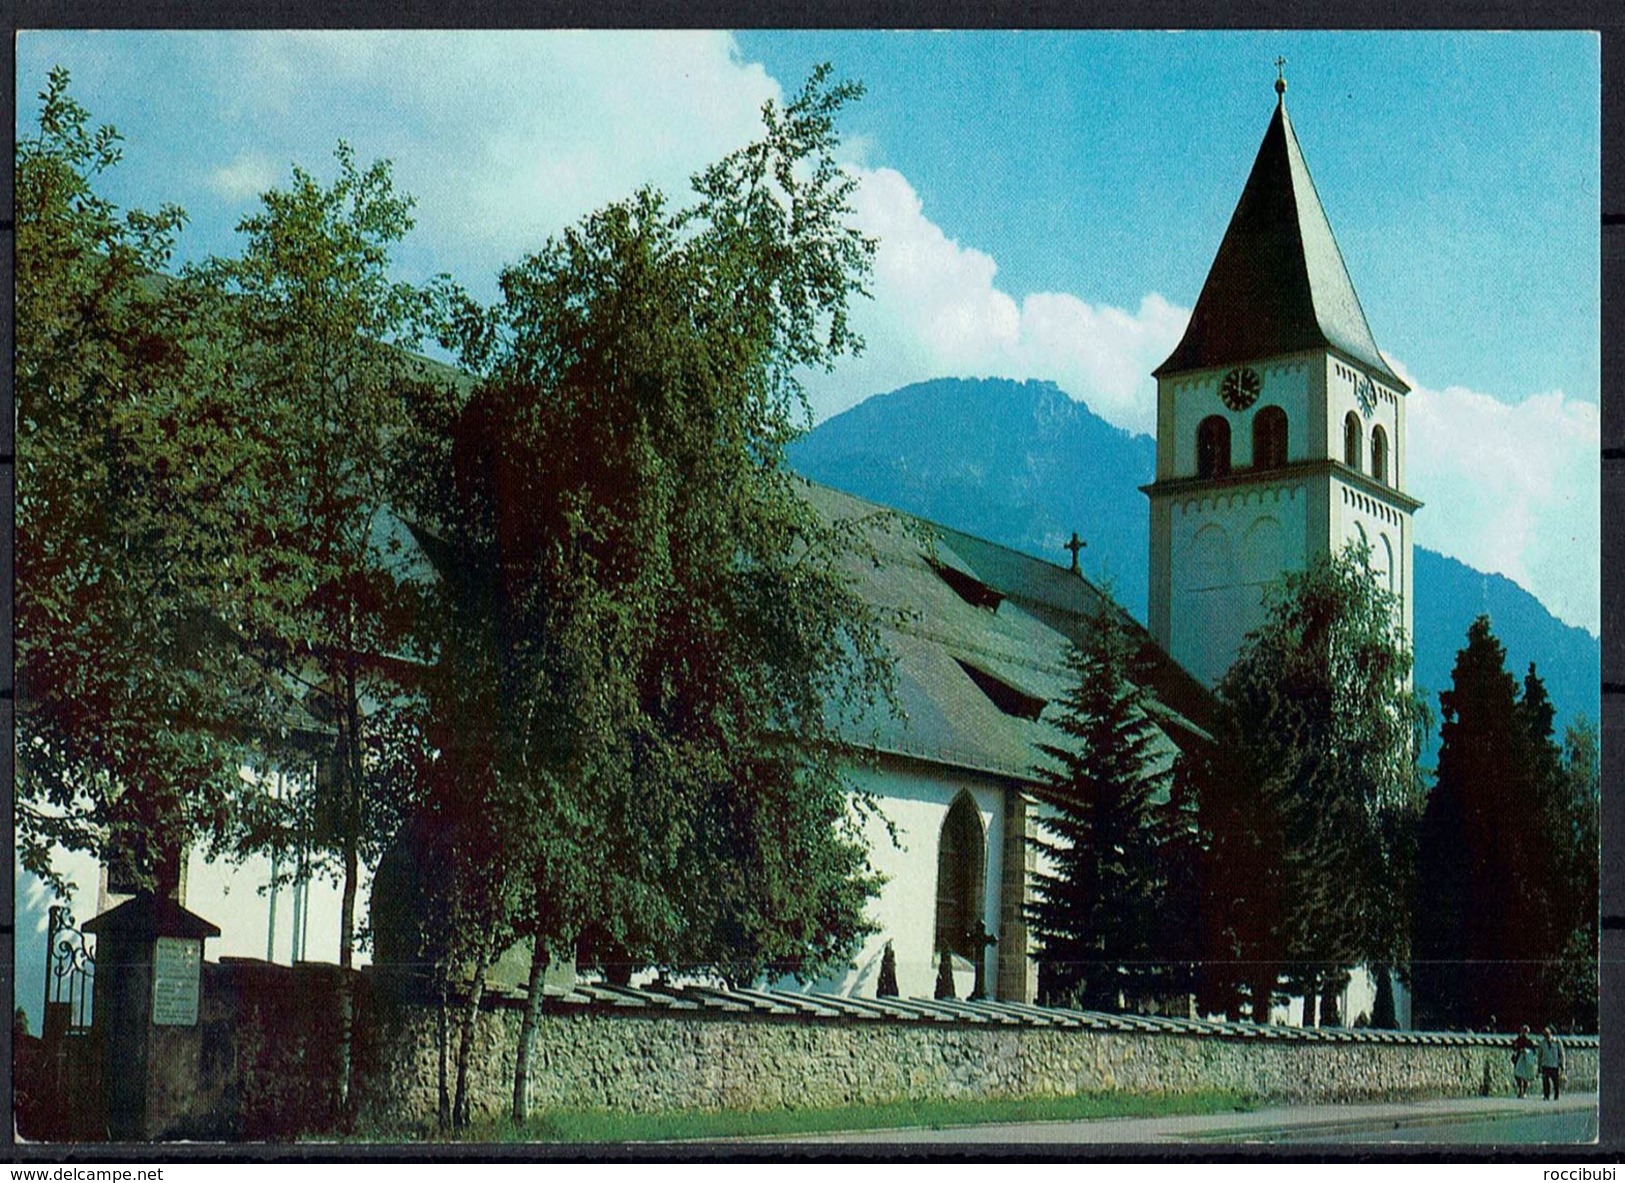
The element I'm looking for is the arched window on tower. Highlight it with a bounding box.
[935,793,987,961]
[1197,415,1231,479]
[1371,425,1389,484]
[1344,412,1362,471]
[1252,406,1288,469]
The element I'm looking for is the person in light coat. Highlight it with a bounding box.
[1511,1025,1538,1098]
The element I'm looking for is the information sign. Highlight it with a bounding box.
[151,937,202,1026]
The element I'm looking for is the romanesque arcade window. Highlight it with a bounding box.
[1343,412,1362,471]
[1371,425,1389,484]
[1197,415,1231,479]
[934,792,986,958]
[1252,406,1288,469]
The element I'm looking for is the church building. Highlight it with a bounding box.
[26,73,1416,1032]
[805,71,1416,1022]
[1144,71,1419,687]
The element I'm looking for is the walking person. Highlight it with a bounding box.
[1539,1026,1565,1100]
[1511,1025,1537,1098]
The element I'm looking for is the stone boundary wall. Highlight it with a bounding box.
[348,982,1599,1135]
[133,961,1595,1138]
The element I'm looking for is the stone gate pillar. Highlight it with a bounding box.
[83,892,220,1140]
[997,790,1037,1003]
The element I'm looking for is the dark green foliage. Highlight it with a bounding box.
[1413,617,1597,1031]
[877,942,899,997]
[1027,604,1178,1011]
[1202,546,1421,1023]
[16,70,271,893]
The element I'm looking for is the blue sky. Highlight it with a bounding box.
[16,30,1600,633]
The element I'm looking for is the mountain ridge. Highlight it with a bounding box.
[788,376,1599,751]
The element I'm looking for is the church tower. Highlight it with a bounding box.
[1145,70,1420,688]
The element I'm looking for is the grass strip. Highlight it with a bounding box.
[448,1088,1258,1144]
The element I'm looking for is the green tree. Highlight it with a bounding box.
[423,65,893,1126]
[1415,620,1598,1031]
[1548,717,1600,1027]
[1027,604,1176,1011]
[1417,620,1566,1027]
[16,69,270,895]
[1208,545,1420,1026]
[189,144,451,970]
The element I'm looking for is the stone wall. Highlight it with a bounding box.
[103,962,1595,1139]
[349,987,1599,1134]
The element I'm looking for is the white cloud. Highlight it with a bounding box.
[207,153,280,200]
[211,31,781,283]
[804,165,1188,432]
[55,31,1592,634]
[1397,361,1599,636]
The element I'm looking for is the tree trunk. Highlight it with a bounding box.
[339,662,364,971]
[334,972,355,1128]
[511,939,549,1127]
[453,947,491,1130]
[339,847,358,970]
[334,665,364,1125]
[437,985,451,1133]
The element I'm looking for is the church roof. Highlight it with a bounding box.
[405,474,1216,788]
[802,481,1214,785]
[1154,92,1406,391]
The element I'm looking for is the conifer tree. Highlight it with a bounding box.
[877,941,900,998]
[1027,603,1173,1011]
[1548,717,1600,1028]
[1414,619,1597,1030]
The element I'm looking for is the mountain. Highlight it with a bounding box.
[788,377,1600,756]
[790,378,1158,618]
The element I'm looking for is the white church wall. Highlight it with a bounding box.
[1165,480,1310,686]
[1332,476,1414,648]
[182,846,362,969]
[1326,357,1403,483]
[14,768,370,1036]
[808,758,1009,1001]
[1163,358,1315,480]
[1267,966,1412,1031]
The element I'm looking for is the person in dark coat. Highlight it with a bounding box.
[1538,1026,1566,1100]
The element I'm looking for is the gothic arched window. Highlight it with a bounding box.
[1197,415,1231,479]
[1371,425,1389,484]
[1344,412,1362,471]
[934,793,987,959]
[1253,406,1288,469]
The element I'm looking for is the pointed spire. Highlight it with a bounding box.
[1154,77,1406,390]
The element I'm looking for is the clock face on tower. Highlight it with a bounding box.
[1355,375,1377,415]
[1219,366,1262,411]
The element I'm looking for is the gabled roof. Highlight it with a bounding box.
[1155,93,1405,391]
[803,482,1215,784]
[406,476,1217,786]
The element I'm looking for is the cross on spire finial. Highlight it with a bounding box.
[1064,532,1087,575]
[1275,56,1288,97]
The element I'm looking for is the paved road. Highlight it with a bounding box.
[745,1094,1597,1146]
[1296,1104,1597,1145]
